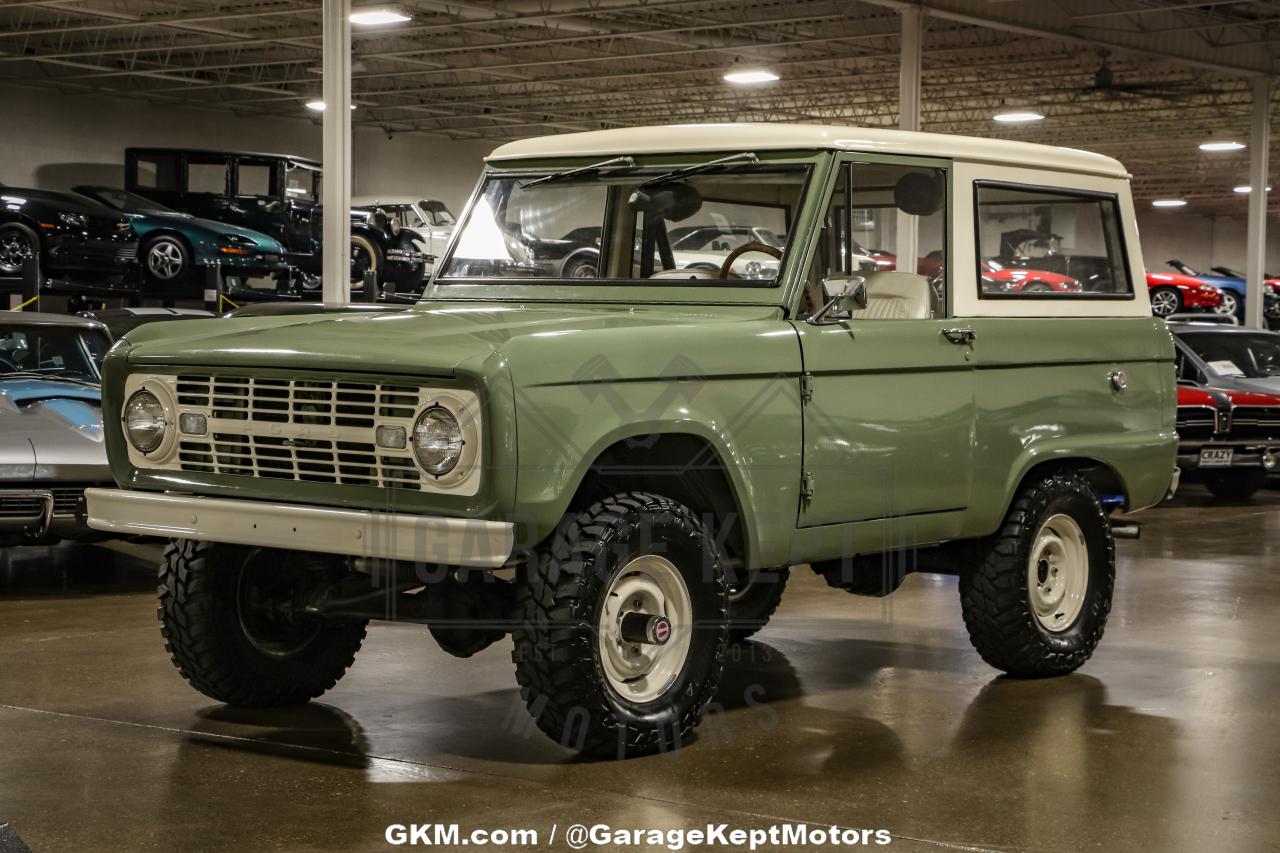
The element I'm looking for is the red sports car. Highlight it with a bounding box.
[981,260,1082,293]
[1147,271,1223,317]
[1174,384,1280,500]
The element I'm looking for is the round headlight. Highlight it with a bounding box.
[124,389,168,453]
[412,406,463,476]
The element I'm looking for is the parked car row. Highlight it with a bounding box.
[1,148,456,299]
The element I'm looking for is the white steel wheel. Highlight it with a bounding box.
[598,554,693,704]
[1027,513,1089,633]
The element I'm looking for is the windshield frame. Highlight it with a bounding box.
[422,151,824,307]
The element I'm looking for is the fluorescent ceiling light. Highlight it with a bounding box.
[1152,199,1188,208]
[723,68,779,85]
[993,111,1044,123]
[350,7,410,26]
[1233,185,1272,193]
[305,100,357,111]
[1199,141,1246,152]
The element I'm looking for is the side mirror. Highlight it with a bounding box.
[807,276,867,325]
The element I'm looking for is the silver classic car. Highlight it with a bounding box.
[1,313,113,546]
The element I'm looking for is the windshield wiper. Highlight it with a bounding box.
[521,156,637,190]
[639,151,759,188]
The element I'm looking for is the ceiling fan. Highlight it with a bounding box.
[1076,50,1205,103]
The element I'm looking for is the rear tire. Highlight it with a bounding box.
[1203,469,1265,501]
[726,566,788,643]
[511,492,728,758]
[157,539,367,707]
[959,470,1114,678]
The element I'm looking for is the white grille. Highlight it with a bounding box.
[126,372,482,496]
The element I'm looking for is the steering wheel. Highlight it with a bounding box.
[0,354,20,373]
[719,241,783,279]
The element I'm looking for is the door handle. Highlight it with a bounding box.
[941,327,977,344]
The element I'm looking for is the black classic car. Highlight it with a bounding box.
[0,184,137,283]
[123,148,427,292]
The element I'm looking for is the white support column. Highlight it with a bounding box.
[321,0,352,307]
[1244,77,1272,329]
[896,6,923,272]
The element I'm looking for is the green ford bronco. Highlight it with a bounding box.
[87,124,1177,759]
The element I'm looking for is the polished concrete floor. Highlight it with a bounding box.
[1,485,1277,853]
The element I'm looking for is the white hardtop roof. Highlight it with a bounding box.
[487,123,1128,179]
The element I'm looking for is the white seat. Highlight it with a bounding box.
[848,271,932,320]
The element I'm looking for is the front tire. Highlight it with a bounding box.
[511,492,728,758]
[0,223,38,276]
[959,470,1115,678]
[142,235,191,286]
[1203,469,1265,501]
[726,566,788,643]
[157,540,367,707]
[1149,286,1182,317]
[350,235,383,288]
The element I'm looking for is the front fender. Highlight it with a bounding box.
[504,320,804,567]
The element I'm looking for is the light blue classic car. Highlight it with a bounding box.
[0,313,113,546]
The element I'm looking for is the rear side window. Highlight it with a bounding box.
[133,154,179,191]
[975,182,1132,299]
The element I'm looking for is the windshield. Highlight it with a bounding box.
[1182,332,1280,379]
[421,200,455,226]
[0,325,105,381]
[438,164,807,285]
[91,188,176,214]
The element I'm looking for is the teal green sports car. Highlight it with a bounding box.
[73,185,287,292]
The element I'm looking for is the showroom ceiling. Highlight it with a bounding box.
[2,0,1277,212]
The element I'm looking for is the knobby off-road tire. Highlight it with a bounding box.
[158,539,367,707]
[959,470,1115,678]
[727,566,789,643]
[511,492,729,759]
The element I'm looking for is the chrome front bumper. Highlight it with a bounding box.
[84,489,515,567]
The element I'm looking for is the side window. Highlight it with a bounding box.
[134,155,179,191]
[236,162,274,198]
[187,159,228,195]
[805,160,947,320]
[975,183,1132,298]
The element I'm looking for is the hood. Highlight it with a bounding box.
[130,211,284,250]
[1220,386,1280,405]
[0,377,101,405]
[1148,271,1216,290]
[1,186,123,220]
[0,384,107,482]
[1213,376,1280,396]
[118,302,779,377]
